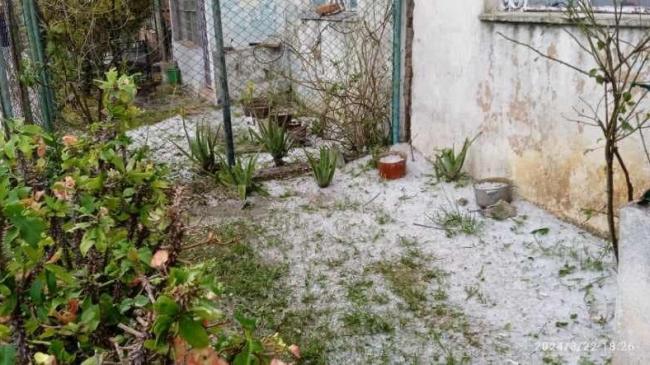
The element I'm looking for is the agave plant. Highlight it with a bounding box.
[218,155,264,201]
[173,118,222,174]
[249,120,294,167]
[433,136,478,183]
[305,147,338,188]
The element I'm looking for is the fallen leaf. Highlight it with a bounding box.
[34,352,57,365]
[62,135,78,146]
[151,250,170,269]
[289,344,301,359]
[37,138,46,158]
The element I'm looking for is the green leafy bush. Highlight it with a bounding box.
[249,121,294,167]
[0,72,292,364]
[218,156,265,201]
[306,147,338,188]
[433,136,478,183]
[173,118,223,174]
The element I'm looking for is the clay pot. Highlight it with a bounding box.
[378,152,407,180]
[316,3,344,16]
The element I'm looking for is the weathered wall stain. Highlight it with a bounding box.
[410,1,650,235]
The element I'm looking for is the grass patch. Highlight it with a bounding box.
[369,253,447,313]
[429,206,483,237]
[182,220,288,323]
[342,310,394,335]
[346,279,374,306]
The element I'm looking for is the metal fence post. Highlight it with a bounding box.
[391,0,404,144]
[22,0,55,131]
[212,0,235,167]
[6,0,32,123]
[0,49,13,119]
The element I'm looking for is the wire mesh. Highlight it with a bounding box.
[169,0,395,151]
[0,0,44,125]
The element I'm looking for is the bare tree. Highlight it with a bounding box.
[499,0,650,261]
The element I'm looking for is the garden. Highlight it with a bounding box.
[0,0,631,364]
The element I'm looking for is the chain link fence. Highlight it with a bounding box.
[0,0,45,126]
[168,0,396,153]
[0,0,398,164]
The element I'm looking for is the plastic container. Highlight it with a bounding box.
[474,178,513,208]
[166,66,181,85]
[378,152,407,180]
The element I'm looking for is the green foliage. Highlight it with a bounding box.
[249,121,294,167]
[42,0,153,124]
[433,137,477,183]
[430,206,483,238]
[305,147,338,188]
[0,71,289,364]
[218,156,264,201]
[173,118,223,174]
[96,69,140,129]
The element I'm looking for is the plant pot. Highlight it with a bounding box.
[166,66,181,85]
[243,97,270,119]
[474,178,513,208]
[271,112,293,128]
[315,3,344,16]
[378,152,407,180]
[288,124,308,145]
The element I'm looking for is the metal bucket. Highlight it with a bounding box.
[474,177,513,208]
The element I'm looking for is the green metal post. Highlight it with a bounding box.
[391,0,403,144]
[212,0,235,166]
[0,51,14,119]
[23,0,55,131]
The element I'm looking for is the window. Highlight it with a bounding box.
[504,0,650,12]
[173,0,200,44]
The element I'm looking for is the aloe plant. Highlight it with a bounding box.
[305,147,338,188]
[249,120,294,167]
[218,155,264,200]
[172,118,222,174]
[433,136,477,183]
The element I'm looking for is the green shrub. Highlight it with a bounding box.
[0,71,291,364]
[249,121,294,167]
[305,147,338,188]
[173,118,223,174]
[433,136,478,183]
[218,156,265,201]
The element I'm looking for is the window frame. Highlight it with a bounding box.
[503,0,650,13]
[173,0,201,45]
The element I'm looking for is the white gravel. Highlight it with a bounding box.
[255,144,616,364]
[132,112,616,363]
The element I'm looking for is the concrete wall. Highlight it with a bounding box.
[615,204,650,364]
[410,0,650,233]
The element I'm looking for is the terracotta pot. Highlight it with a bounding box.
[316,3,344,16]
[378,152,407,180]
